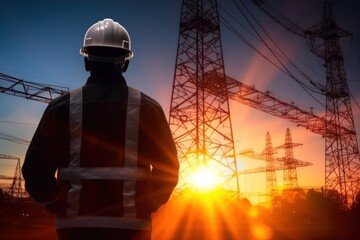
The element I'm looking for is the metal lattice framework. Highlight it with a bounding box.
[251,0,360,209]
[265,132,277,199]
[276,128,303,189]
[226,75,352,137]
[237,131,312,202]
[0,72,68,103]
[169,0,239,195]
[0,154,24,200]
[305,1,360,208]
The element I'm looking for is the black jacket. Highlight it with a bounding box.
[22,75,179,231]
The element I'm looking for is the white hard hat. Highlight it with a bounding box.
[80,18,134,60]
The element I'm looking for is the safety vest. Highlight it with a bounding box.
[56,87,151,230]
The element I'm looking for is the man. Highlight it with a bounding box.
[22,18,179,240]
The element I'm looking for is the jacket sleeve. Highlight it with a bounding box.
[140,100,179,211]
[22,104,60,208]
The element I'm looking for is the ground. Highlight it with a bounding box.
[0,197,358,240]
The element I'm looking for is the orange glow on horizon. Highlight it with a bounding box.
[152,191,276,240]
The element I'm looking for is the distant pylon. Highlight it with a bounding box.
[265,132,277,200]
[276,128,302,189]
[0,154,24,200]
[9,158,23,200]
[169,0,239,195]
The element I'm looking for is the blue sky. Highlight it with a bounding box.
[0,0,182,155]
[0,0,359,199]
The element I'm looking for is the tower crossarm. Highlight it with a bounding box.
[237,149,264,160]
[275,157,313,168]
[0,72,69,103]
[276,143,303,149]
[225,75,353,136]
[235,164,283,175]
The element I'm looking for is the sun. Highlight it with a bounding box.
[188,166,222,192]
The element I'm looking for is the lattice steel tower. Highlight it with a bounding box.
[0,154,24,200]
[169,0,239,195]
[265,132,277,199]
[306,1,360,207]
[276,128,302,190]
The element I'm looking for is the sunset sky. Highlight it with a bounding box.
[0,0,359,204]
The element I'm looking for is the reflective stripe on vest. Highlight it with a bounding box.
[56,216,151,230]
[66,87,83,217]
[60,167,149,180]
[57,86,149,230]
[123,87,141,218]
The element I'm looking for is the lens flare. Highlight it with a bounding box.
[188,166,221,192]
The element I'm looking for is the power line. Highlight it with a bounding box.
[232,0,326,106]
[0,132,30,146]
[219,1,325,108]
[0,120,37,126]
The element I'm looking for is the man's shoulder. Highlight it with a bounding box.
[47,91,71,111]
[138,90,162,110]
[48,86,83,108]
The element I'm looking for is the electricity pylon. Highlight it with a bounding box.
[276,128,303,190]
[252,0,360,209]
[0,154,24,201]
[305,1,360,208]
[169,0,239,196]
[265,132,277,199]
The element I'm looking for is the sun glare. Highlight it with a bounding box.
[188,166,221,191]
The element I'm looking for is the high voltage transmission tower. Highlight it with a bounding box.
[265,132,277,200]
[276,128,303,190]
[305,1,360,209]
[237,131,311,203]
[252,0,360,208]
[169,0,239,196]
[0,154,23,201]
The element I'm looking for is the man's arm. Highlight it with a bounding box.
[22,105,59,206]
[141,99,179,211]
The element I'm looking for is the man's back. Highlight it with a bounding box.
[22,18,179,240]
[23,75,179,239]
